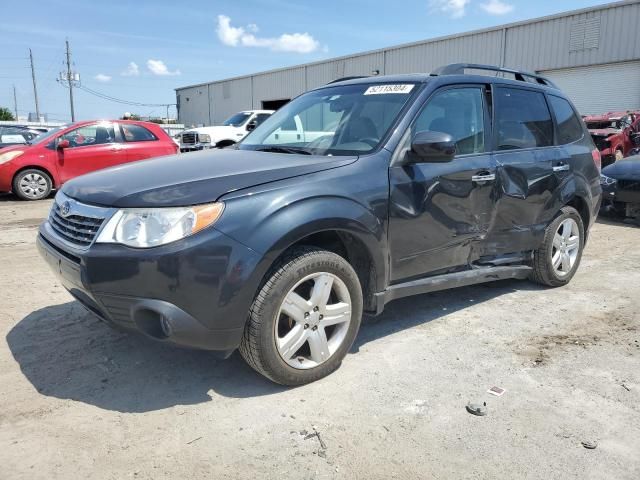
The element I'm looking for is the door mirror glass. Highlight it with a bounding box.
[410,131,456,162]
[57,139,70,149]
[246,120,257,132]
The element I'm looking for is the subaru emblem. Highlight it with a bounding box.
[61,201,71,217]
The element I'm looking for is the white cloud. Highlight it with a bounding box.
[216,15,320,53]
[429,0,470,18]
[480,0,514,15]
[94,73,111,83]
[146,59,181,76]
[121,62,140,77]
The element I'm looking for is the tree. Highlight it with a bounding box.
[0,107,15,121]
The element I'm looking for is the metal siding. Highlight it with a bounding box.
[505,2,640,71]
[384,31,503,74]
[542,61,640,114]
[177,86,210,127]
[176,2,640,126]
[211,77,253,124]
[251,67,305,108]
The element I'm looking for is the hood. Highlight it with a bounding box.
[0,144,31,154]
[589,128,619,137]
[61,148,357,208]
[602,155,640,180]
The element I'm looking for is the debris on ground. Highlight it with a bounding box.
[581,440,598,450]
[621,384,630,392]
[186,436,202,445]
[466,402,488,416]
[487,386,506,396]
[304,426,327,450]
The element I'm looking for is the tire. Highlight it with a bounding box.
[12,169,53,201]
[239,246,363,385]
[614,149,624,162]
[530,206,585,287]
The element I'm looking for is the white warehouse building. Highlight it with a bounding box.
[176,0,640,127]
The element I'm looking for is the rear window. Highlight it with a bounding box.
[121,124,157,142]
[548,95,584,145]
[495,88,553,150]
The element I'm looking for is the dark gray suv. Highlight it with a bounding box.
[38,64,602,385]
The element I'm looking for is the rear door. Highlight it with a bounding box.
[489,86,557,255]
[56,122,122,184]
[388,85,496,281]
[120,123,163,161]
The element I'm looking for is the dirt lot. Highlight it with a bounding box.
[0,194,638,480]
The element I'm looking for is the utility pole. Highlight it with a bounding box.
[13,85,18,121]
[29,48,41,122]
[65,39,75,122]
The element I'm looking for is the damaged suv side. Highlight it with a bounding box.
[38,64,602,385]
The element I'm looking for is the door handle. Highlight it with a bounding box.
[471,173,496,183]
[553,164,570,172]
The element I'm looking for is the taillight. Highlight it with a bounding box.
[591,149,601,172]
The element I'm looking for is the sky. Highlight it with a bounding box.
[0,0,613,123]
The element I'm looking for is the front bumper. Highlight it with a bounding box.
[179,143,213,153]
[37,220,263,353]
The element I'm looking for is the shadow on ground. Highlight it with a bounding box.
[7,279,535,412]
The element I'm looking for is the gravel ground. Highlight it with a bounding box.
[0,194,638,479]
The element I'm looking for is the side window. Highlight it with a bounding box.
[413,87,485,155]
[495,88,553,150]
[280,116,297,131]
[548,95,584,145]
[60,124,116,148]
[121,124,157,142]
[253,114,271,127]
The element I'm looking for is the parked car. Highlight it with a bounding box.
[179,110,274,152]
[600,153,640,222]
[0,120,178,200]
[38,64,602,385]
[584,111,640,167]
[0,126,42,149]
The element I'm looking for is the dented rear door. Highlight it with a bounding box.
[486,86,557,255]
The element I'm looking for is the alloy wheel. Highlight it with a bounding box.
[275,272,352,369]
[551,218,580,277]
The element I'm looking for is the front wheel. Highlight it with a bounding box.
[530,206,585,287]
[13,169,53,201]
[239,247,363,385]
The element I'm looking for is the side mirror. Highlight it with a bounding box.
[57,139,70,150]
[410,131,456,163]
[246,120,257,132]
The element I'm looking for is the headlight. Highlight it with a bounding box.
[198,134,211,143]
[600,174,617,186]
[96,203,224,248]
[0,150,24,165]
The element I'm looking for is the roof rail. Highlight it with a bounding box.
[431,63,556,88]
[327,76,369,84]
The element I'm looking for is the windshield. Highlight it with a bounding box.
[222,112,251,127]
[29,126,65,145]
[239,83,419,156]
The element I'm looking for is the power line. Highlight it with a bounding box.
[78,84,175,108]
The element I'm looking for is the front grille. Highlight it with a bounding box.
[618,180,640,191]
[49,202,105,247]
[181,132,197,145]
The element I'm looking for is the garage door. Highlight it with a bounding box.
[541,61,640,115]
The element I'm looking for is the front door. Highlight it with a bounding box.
[388,85,496,282]
[56,122,122,184]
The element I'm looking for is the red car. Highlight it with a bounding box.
[0,120,178,200]
[584,111,640,167]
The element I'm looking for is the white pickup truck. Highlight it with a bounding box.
[179,110,274,152]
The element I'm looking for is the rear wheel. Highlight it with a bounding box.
[239,246,363,385]
[13,169,52,201]
[530,206,584,287]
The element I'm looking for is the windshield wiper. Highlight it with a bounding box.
[255,146,311,155]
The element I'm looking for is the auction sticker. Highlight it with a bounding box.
[364,84,414,95]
